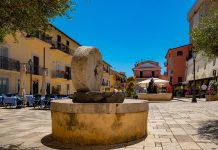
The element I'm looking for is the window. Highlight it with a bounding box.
[0,78,9,94]
[152,71,155,77]
[140,71,143,78]
[57,35,61,42]
[56,62,61,71]
[213,59,216,66]
[177,51,183,56]
[197,65,199,72]
[178,77,183,83]
[66,40,69,46]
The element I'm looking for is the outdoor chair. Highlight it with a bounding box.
[196,93,205,99]
[16,96,24,108]
[57,94,68,99]
[43,95,57,108]
[43,95,51,108]
[33,95,42,109]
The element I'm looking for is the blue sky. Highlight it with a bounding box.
[52,0,196,77]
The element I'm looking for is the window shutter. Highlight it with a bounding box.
[2,47,8,57]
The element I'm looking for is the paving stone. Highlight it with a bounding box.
[162,143,182,150]
[0,98,217,150]
[174,135,194,142]
[179,142,201,149]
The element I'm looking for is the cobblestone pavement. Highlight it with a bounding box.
[0,98,217,150]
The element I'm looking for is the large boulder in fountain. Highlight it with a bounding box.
[71,46,103,92]
[71,46,125,103]
[72,92,125,103]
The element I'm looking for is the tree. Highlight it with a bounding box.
[0,0,74,41]
[125,77,135,97]
[191,2,218,57]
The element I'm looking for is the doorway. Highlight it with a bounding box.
[46,83,50,95]
[33,80,39,95]
[65,66,71,79]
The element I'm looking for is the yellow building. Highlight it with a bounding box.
[110,70,127,92]
[101,61,111,92]
[0,25,80,95]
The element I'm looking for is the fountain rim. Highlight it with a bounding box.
[51,99,149,114]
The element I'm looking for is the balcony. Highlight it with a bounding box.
[26,32,52,44]
[0,56,20,72]
[102,80,109,86]
[136,75,159,79]
[51,41,73,55]
[103,67,110,73]
[51,70,71,80]
[26,66,45,76]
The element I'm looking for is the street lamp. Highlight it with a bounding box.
[192,50,197,103]
[28,59,33,95]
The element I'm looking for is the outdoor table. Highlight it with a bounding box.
[3,96,18,106]
[26,95,35,106]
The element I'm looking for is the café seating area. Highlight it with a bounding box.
[0,94,69,109]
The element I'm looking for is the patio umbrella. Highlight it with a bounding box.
[19,64,27,105]
[41,68,47,96]
[138,78,169,87]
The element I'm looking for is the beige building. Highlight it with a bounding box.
[185,0,218,84]
[110,70,127,92]
[100,61,111,92]
[0,25,80,95]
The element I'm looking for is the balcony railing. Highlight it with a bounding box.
[103,68,110,73]
[51,70,71,80]
[26,32,52,44]
[102,81,109,86]
[26,66,45,76]
[0,56,20,71]
[52,70,65,79]
[26,32,74,55]
[51,41,73,55]
[136,75,159,79]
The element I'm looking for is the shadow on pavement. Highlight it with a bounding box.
[0,143,37,150]
[41,134,145,150]
[198,120,218,144]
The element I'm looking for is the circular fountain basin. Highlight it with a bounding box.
[51,99,149,145]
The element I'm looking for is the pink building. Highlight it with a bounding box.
[133,60,161,83]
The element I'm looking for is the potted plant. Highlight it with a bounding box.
[206,80,218,101]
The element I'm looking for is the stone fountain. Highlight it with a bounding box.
[51,46,149,145]
[71,46,125,103]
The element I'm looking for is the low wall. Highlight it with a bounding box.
[51,99,149,145]
[185,95,193,98]
[137,93,172,101]
[206,95,218,101]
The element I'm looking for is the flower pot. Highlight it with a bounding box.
[206,95,218,101]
